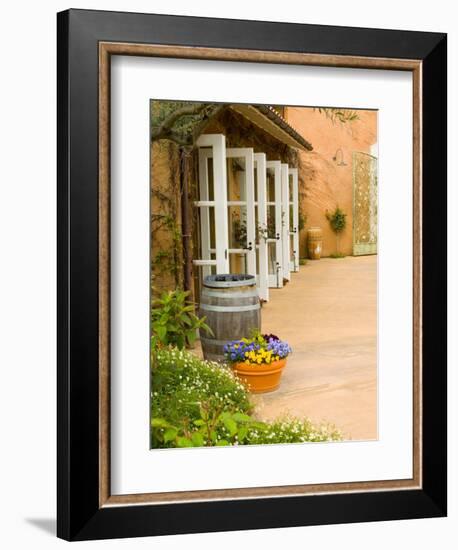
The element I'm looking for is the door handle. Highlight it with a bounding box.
[244,242,253,251]
[276,233,280,240]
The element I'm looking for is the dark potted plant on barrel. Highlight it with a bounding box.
[224,331,292,393]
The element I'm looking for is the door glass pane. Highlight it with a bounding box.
[266,169,276,202]
[194,205,216,258]
[267,204,276,239]
[268,242,277,275]
[209,207,216,249]
[255,205,260,245]
[289,204,294,232]
[199,155,214,201]
[226,158,246,200]
[290,234,295,261]
[228,205,247,249]
[229,252,247,274]
[254,166,258,202]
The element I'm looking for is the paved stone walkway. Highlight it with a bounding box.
[253,256,377,441]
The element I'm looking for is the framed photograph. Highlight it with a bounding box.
[57,9,447,541]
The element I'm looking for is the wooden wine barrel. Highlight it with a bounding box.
[307,227,323,259]
[199,274,261,363]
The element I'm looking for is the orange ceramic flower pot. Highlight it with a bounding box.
[232,358,287,393]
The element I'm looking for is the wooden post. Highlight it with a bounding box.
[180,147,193,295]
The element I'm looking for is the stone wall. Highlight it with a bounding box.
[285,107,378,258]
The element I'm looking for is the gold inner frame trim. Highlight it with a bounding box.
[98,41,422,508]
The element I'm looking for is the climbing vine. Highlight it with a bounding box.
[150,140,184,293]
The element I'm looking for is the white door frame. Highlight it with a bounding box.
[194,134,229,275]
[266,160,283,288]
[254,153,269,302]
[225,148,256,279]
[289,167,300,272]
[281,163,291,282]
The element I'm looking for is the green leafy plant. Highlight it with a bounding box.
[151,289,213,349]
[152,407,264,448]
[151,348,342,448]
[298,208,307,232]
[326,206,347,256]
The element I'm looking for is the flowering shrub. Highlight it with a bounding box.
[151,347,251,438]
[151,347,341,448]
[224,332,292,365]
[240,416,342,444]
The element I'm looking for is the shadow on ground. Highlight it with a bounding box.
[25,518,56,536]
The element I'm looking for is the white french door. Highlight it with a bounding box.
[289,168,299,272]
[194,134,229,279]
[266,161,283,288]
[225,148,256,279]
[254,153,269,302]
[281,163,291,282]
[194,137,258,290]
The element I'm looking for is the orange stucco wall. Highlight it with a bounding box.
[285,107,378,257]
[150,140,183,295]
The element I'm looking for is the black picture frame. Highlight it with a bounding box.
[57,8,447,541]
